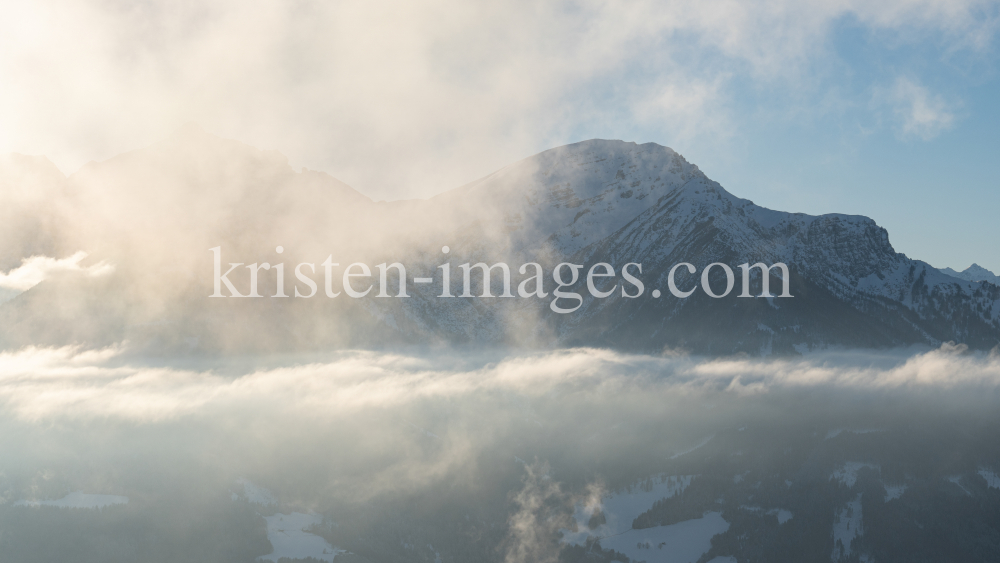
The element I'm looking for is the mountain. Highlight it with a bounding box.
[940,264,1000,285]
[378,140,1000,354]
[0,131,997,355]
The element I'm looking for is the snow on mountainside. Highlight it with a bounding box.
[433,139,978,309]
[491,140,984,302]
[940,264,1000,285]
[404,139,1000,354]
[0,131,997,355]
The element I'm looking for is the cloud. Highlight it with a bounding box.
[0,252,113,301]
[631,75,733,143]
[884,76,957,140]
[0,0,994,199]
[0,342,998,552]
[502,462,573,563]
[0,343,997,424]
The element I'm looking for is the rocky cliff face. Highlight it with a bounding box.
[0,131,997,355]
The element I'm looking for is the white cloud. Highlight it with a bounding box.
[885,76,957,140]
[0,343,996,509]
[631,75,733,143]
[0,0,994,198]
[0,252,113,301]
[0,343,997,424]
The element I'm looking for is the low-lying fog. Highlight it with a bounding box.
[1,344,999,563]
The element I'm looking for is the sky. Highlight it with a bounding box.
[1,0,998,273]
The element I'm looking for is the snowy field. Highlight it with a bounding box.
[979,468,1000,489]
[259,512,344,563]
[830,462,879,488]
[598,512,730,563]
[883,484,906,502]
[563,474,694,541]
[831,494,864,562]
[562,474,730,563]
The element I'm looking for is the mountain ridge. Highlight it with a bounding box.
[940,263,1000,285]
[0,130,997,355]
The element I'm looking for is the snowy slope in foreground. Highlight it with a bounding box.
[562,475,730,563]
[259,512,344,563]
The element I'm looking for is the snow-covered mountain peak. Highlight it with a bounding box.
[939,263,1000,284]
[441,139,739,255]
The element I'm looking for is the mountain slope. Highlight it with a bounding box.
[940,264,1000,285]
[390,140,1000,354]
[0,132,996,355]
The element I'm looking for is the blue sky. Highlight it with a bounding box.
[558,7,1000,272]
[688,15,1000,272]
[1,0,998,272]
